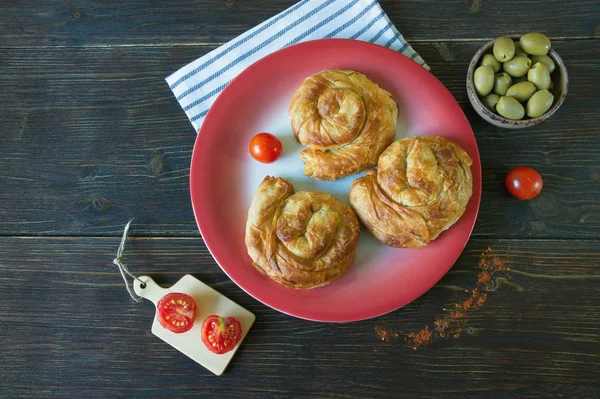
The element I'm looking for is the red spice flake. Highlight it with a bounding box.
[375,327,389,341]
[462,296,474,309]
[476,293,487,307]
[407,326,432,350]
[405,247,509,349]
[375,327,399,342]
[478,271,492,284]
[433,318,448,329]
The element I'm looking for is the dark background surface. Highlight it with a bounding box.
[0,1,598,397]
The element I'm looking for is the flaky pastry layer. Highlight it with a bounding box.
[349,136,473,248]
[245,176,360,289]
[289,69,397,180]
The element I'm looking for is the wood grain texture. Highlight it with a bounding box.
[0,236,598,398]
[0,0,599,47]
[1,40,599,237]
[2,1,599,397]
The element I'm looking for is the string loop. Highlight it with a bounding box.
[113,219,145,302]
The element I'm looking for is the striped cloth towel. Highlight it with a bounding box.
[166,0,429,132]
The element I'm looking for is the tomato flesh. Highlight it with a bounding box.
[505,166,543,200]
[201,315,243,355]
[249,132,282,163]
[156,293,197,334]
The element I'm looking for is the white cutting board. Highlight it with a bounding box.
[133,275,255,375]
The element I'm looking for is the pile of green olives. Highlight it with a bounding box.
[474,33,557,120]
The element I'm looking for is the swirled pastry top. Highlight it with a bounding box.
[349,136,473,248]
[289,69,398,181]
[245,176,360,289]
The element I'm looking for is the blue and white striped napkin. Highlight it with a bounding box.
[166,0,429,132]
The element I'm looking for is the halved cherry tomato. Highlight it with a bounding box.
[201,315,243,354]
[249,132,282,163]
[505,166,543,200]
[156,292,197,334]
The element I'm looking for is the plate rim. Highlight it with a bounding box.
[190,38,482,322]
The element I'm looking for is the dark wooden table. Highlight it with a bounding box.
[1,1,599,397]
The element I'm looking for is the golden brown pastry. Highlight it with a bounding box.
[245,176,360,289]
[289,69,398,180]
[349,136,473,248]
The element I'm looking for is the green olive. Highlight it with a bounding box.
[502,56,532,77]
[474,65,495,96]
[493,36,515,62]
[481,53,501,73]
[506,81,537,103]
[530,54,556,73]
[528,62,551,90]
[548,80,555,93]
[520,32,551,56]
[482,93,501,111]
[514,42,529,57]
[526,89,554,118]
[493,72,513,96]
[496,96,525,120]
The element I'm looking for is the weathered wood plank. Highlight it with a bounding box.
[1,40,598,237]
[0,237,598,397]
[0,0,598,47]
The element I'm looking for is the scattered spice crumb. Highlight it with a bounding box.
[406,247,509,349]
[375,327,400,342]
[407,326,432,350]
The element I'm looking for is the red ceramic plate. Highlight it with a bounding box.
[191,39,481,322]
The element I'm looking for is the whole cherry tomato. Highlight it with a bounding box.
[201,315,243,355]
[249,133,282,163]
[505,167,543,200]
[156,292,197,333]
